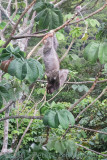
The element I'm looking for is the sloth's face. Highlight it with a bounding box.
[47,84,55,94]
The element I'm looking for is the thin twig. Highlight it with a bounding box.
[14,90,46,156]
[70,2,107,25]
[60,38,75,62]
[0,115,42,122]
[0,101,15,114]
[75,87,107,121]
[47,77,70,102]
[18,85,35,114]
[27,39,43,59]
[14,109,37,156]
[36,79,107,84]
[76,143,107,157]
[69,70,101,111]
[73,125,107,135]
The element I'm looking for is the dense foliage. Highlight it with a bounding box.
[0,0,107,160]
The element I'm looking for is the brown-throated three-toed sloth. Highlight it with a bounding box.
[43,31,69,94]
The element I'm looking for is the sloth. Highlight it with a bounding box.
[43,31,69,94]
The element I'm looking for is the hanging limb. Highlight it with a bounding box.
[2,0,37,48]
[75,87,107,121]
[69,69,102,111]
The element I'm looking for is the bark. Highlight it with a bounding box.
[0,107,13,155]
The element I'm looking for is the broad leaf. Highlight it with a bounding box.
[34,2,63,29]
[65,140,77,158]
[89,19,100,27]
[8,59,25,80]
[57,110,69,129]
[56,32,65,41]
[71,54,79,60]
[65,110,75,126]
[54,141,65,154]
[43,111,50,126]
[25,58,43,83]
[0,46,26,61]
[48,110,58,128]
[72,85,78,90]
[78,85,84,92]
[84,42,99,63]
[98,42,107,64]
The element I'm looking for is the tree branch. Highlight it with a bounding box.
[76,143,107,157]
[0,101,15,114]
[74,125,107,135]
[36,79,107,84]
[75,87,107,121]
[70,2,107,25]
[0,5,15,25]
[0,115,42,122]
[60,38,75,62]
[69,70,102,111]
[54,0,68,8]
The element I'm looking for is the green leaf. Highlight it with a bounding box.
[35,60,43,79]
[0,94,3,108]
[84,42,99,63]
[54,141,65,154]
[82,33,88,40]
[25,59,39,83]
[72,85,78,90]
[43,111,50,126]
[40,106,48,114]
[78,85,84,92]
[98,42,107,64]
[89,19,100,27]
[8,59,25,80]
[71,54,79,60]
[37,88,45,95]
[56,32,65,41]
[54,9,63,25]
[57,110,69,129]
[0,22,6,30]
[0,40,5,47]
[0,85,10,101]
[48,110,59,128]
[7,58,43,82]
[33,2,47,12]
[34,2,63,29]
[65,110,75,126]
[66,140,77,158]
